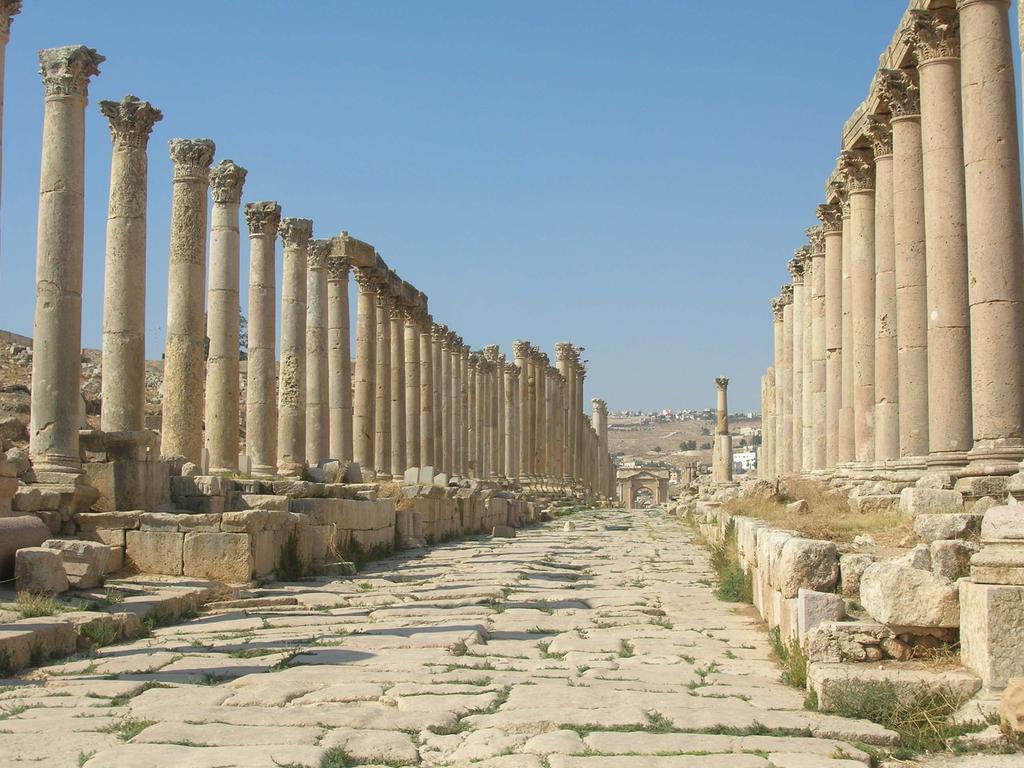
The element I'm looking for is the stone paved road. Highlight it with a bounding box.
[2,508,917,766]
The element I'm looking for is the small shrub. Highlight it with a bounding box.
[15,591,63,618]
[0,649,13,677]
[277,531,306,580]
[29,643,47,667]
[81,621,119,649]
[769,627,807,689]
[708,523,752,603]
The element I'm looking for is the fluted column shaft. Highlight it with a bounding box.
[306,240,329,467]
[404,310,420,469]
[352,269,377,471]
[244,202,281,477]
[419,318,434,467]
[205,160,247,473]
[326,254,353,462]
[277,218,311,476]
[99,95,161,434]
[374,290,392,476]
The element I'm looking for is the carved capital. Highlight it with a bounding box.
[1,1,22,42]
[353,267,377,292]
[209,159,247,204]
[779,283,793,306]
[715,377,729,390]
[504,362,520,377]
[279,217,313,248]
[99,95,162,150]
[865,115,893,158]
[308,238,331,269]
[326,255,351,282]
[816,203,842,234]
[168,138,215,181]
[244,201,281,237]
[512,340,532,359]
[39,45,104,99]
[806,226,824,256]
[905,8,960,63]
[877,69,920,119]
[838,150,874,193]
[483,344,500,363]
[770,296,785,321]
[788,251,806,284]
[468,353,481,371]
[554,341,576,362]
[431,323,448,341]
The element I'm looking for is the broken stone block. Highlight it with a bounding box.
[183,531,253,583]
[774,538,839,598]
[797,588,845,647]
[41,538,109,589]
[0,515,50,579]
[417,467,434,484]
[860,560,960,629]
[15,547,68,594]
[849,494,901,515]
[972,495,998,516]
[491,525,516,538]
[1000,677,1024,734]
[913,512,984,543]
[805,620,890,663]
[960,579,1024,689]
[904,543,932,571]
[930,539,979,581]
[809,662,981,714]
[786,499,809,515]
[839,553,875,598]
[900,487,965,519]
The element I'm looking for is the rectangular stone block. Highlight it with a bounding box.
[105,545,124,574]
[900,487,965,519]
[126,530,184,575]
[960,579,1024,689]
[183,531,254,583]
[797,588,846,648]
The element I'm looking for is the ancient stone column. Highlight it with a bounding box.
[514,341,530,475]
[29,46,104,477]
[959,0,1024,471]
[326,242,352,462]
[389,299,406,477]
[840,149,876,467]
[879,69,929,465]
[244,202,281,477]
[99,95,162,434]
[450,335,462,476]
[497,353,507,476]
[467,354,478,475]
[352,267,377,472]
[907,9,972,469]
[554,343,574,479]
[788,254,806,472]
[865,117,899,466]
[818,201,843,468]
[204,159,247,473]
[771,295,786,477]
[404,305,421,470]
[505,363,518,478]
[305,239,329,467]
[576,361,587,481]
[808,226,826,470]
[762,369,776,479]
[593,398,608,496]
[160,137,214,465]
[419,313,434,467]
[461,346,471,476]
[780,285,794,474]
[277,217,311,476]
[0,2,21,225]
[431,324,446,469]
[374,284,392,477]
[714,377,733,482]
[439,330,453,474]
[801,243,814,472]
[838,189,856,465]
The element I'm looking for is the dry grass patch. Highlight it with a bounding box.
[724,479,911,546]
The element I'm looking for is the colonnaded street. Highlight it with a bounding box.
[1,508,913,768]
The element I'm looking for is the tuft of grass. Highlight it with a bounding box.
[277,531,306,580]
[319,747,350,768]
[81,621,119,649]
[15,591,64,618]
[98,717,155,742]
[0,649,13,677]
[77,751,95,767]
[769,627,807,689]
[618,640,635,658]
[707,522,753,604]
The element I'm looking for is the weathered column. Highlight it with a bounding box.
[204,159,247,473]
[514,342,530,475]
[467,354,478,475]
[29,46,104,477]
[780,285,795,474]
[593,398,608,496]
[304,239,330,467]
[959,0,1024,471]
[326,242,353,462]
[762,369,776,479]
[497,353,507,476]
[840,149,876,467]
[907,9,972,469]
[576,361,587,482]
[788,254,806,473]
[389,298,406,478]
[504,363,518,478]
[277,217,311,476]
[879,69,929,464]
[771,295,786,477]
[554,343,574,479]
[865,117,899,465]
[99,95,162,434]
[0,1,21,225]
[352,267,377,472]
[801,243,814,472]
[244,202,281,477]
[808,226,826,470]
[555,371,566,481]
[404,303,421,470]
[459,343,470,476]
[818,201,843,468]
[419,313,434,467]
[431,324,446,469]
[714,377,733,482]
[451,335,463,476]
[440,330,453,474]
[838,188,856,465]
[374,283,392,477]
[160,136,214,465]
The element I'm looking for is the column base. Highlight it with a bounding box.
[964,440,1024,478]
[926,450,970,471]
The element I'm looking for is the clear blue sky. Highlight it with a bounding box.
[0,1,978,413]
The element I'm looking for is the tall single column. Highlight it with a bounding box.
[304,239,329,466]
[504,363,518,478]
[801,244,814,472]
[431,324,446,469]
[449,335,462,476]
[461,346,471,476]
[865,117,899,465]
[840,149,877,467]
[788,254,806,472]
[497,353,507,476]
[714,377,733,482]
[419,314,434,467]
[762,369,776,479]
[554,343,574,479]
[959,0,1024,470]
[808,227,826,470]
[244,203,281,477]
[404,306,421,470]
[907,9,973,468]
[771,296,786,477]
[204,159,247,473]
[352,268,377,472]
[160,136,214,465]
[879,69,929,464]
[593,398,608,496]
[99,95,161,434]
[374,285,392,477]
[440,331,454,474]
[277,217,311,476]
[468,354,479,475]
[818,202,843,468]
[326,247,353,462]
[576,361,587,481]
[29,46,104,477]
[780,285,794,474]
[514,341,531,475]
[0,2,22,230]
[838,191,856,465]
[389,300,406,477]
[535,352,548,476]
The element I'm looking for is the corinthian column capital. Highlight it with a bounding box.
[864,115,893,159]
[816,203,842,233]
[877,69,920,119]
[99,95,162,150]
[1,1,22,42]
[244,201,281,237]
[279,217,313,248]
[905,8,960,63]
[209,159,247,204]
[168,138,215,181]
[838,149,874,193]
[770,296,785,321]
[308,238,331,269]
[39,45,104,99]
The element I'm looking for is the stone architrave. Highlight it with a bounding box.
[0,2,22,222]
[204,159,247,473]
[389,298,406,478]
[788,254,806,472]
[838,188,856,465]
[374,282,392,477]
[866,116,899,466]
[326,241,352,462]
[959,0,1024,472]
[419,312,434,467]
[840,149,876,467]
[98,95,162,434]
[431,324,445,469]
[404,304,421,470]
[808,226,826,470]
[244,202,281,477]
[276,217,312,476]
[780,284,794,474]
[907,8,972,469]
[29,45,104,478]
[353,267,377,472]
[305,238,330,467]
[879,68,929,465]
[160,137,215,465]
[818,201,843,468]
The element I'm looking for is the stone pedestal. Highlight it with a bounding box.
[80,430,168,512]
[276,217,312,477]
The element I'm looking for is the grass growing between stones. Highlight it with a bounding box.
[15,591,65,618]
[706,522,752,604]
[768,627,807,689]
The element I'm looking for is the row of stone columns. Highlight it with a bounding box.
[761,0,1024,493]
